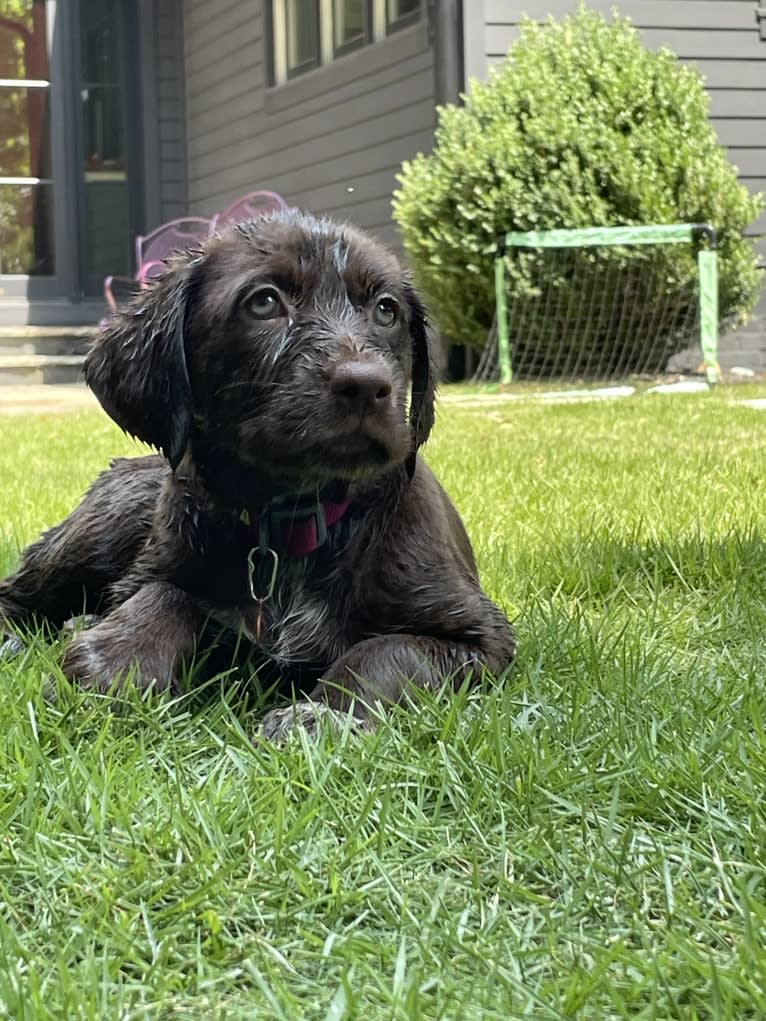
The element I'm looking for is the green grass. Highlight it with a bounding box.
[1,386,766,1019]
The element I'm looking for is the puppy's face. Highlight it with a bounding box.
[188,218,419,491]
[86,212,435,502]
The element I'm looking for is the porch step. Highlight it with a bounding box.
[0,327,96,385]
[0,354,86,386]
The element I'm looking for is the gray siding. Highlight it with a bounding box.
[155,0,187,221]
[140,0,187,229]
[479,0,766,261]
[182,1,435,249]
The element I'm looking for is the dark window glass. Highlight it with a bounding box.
[333,0,366,53]
[0,182,54,275]
[387,0,419,28]
[286,0,319,75]
[0,85,52,178]
[0,0,53,275]
[79,0,131,279]
[0,2,49,79]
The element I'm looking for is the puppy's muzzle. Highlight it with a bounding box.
[330,361,393,418]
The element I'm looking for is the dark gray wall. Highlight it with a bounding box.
[475,0,766,265]
[182,1,436,250]
[140,0,187,229]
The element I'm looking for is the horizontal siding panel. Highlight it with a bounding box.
[290,164,403,213]
[189,50,430,141]
[485,0,758,30]
[156,37,179,59]
[485,53,766,91]
[726,149,766,178]
[184,5,260,61]
[185,35,263,96]
[151,0,187,225]
[272,131,432,197]
[311,194,396,226]
[367,223,402,248]
[189,97,435,182]
[689,60,766,92]
[160,159,186,185]
[184,0,243,36]
[190,127,431,212]
[188,85,263,141]
[185,66,266,121]
[264,22,430,113]
[159,200,186,219]
[159,98,182,121]
[185,19,261,74]
[634,29,766,61]
[160,140,185,163]
[711,119,766,148]
[184,8,434,238]
[486,24,766,60]
[709,91,766,119]
[158,78,183,102]
[188,66,434,161]
[267,50,433,127]
[157,118,183,142]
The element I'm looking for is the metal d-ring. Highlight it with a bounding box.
[247,545,279,603]
[247,545,279,643]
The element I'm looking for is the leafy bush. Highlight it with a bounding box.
[393,6,764,373]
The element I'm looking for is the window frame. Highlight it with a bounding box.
[385,0,421,35]
[283,0,321,81]
[332,0,372,60]
[268,0,422,86]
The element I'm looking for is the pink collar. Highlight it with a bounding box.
[241,498,352,557]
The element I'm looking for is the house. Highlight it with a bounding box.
[1,0,763,369]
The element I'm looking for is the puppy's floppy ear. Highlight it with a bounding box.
[86,256,201,470]
[405,284,436,478]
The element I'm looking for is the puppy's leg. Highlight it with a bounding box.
[261,617,516,742]
[61,582,203,693]
[0,459,158,643]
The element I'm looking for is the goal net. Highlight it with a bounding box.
[472,225,720,386]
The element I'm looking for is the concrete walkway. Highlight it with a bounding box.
[0,384,97,416]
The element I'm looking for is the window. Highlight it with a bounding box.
[333,0,368,56]
[386,0,419,30]
[285,0,319,76]
[270,0,420,85]
[80,0,135,282]
[0,0,54,275]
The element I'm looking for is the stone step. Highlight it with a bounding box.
[0,354,86,386]
[0,326,96,385]
[0,326,97,357]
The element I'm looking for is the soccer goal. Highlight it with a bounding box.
[473,224,720,386]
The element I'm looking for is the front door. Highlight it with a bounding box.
[0,0,141,309]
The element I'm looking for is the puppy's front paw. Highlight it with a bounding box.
[62,628,174,694]
[260,701,370,744]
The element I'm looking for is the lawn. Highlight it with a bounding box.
[1,385,765,1019]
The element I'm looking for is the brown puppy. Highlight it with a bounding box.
[0,211,515,739]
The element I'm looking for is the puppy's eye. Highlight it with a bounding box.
[372,297,399,329]
[247,287,285,320]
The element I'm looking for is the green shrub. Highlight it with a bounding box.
[393,6,764,372]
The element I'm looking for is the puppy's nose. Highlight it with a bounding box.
[331,361,393,415]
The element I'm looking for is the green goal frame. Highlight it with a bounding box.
[494,223,720,386]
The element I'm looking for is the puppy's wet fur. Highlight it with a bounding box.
[0,211,516,739]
